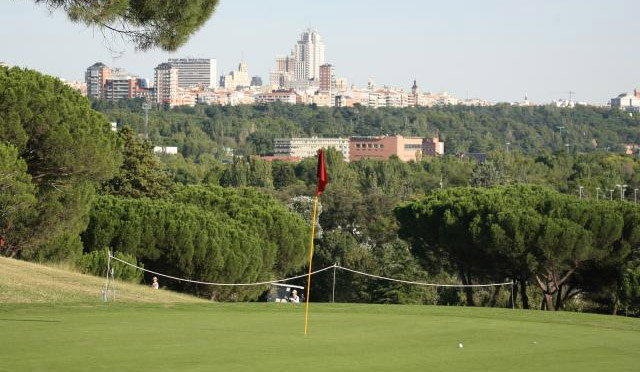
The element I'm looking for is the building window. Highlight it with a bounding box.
[404,144,422,150]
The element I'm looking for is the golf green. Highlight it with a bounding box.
[0,303,638,372]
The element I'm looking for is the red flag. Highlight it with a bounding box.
[316,149,329,196]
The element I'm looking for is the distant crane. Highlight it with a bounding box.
[553,91,577,102]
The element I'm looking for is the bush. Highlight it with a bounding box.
[76,250,143,283]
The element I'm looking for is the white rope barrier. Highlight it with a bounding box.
[109,253,336,287]
[109,253,513,289]
[336,265,513,288]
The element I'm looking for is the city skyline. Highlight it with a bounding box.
[1,0,640,104]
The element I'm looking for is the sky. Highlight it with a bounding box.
[1,0,639,104]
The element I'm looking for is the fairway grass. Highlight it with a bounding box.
[1,303,638,372]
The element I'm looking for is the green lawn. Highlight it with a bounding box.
[0,303,638,372]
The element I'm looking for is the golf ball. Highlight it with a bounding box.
[458,343,463,348]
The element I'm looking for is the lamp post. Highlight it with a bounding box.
[616,184,628,202]
[596,187,601,201]
[506,142,511,153]
[609,189,614,201]
[556,126,565,151]
[578,186,584,200]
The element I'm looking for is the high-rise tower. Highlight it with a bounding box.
[293,29,325,80]
[271,29,325,88]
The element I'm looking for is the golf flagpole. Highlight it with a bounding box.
[303,194,319,336]
[304,149,329,336]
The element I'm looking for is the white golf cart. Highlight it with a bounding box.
[267,283,304,303]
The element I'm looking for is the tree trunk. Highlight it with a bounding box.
[489,285,502,307]
[459,267,475,306]
[544,293,555,311]
[520,280,529,309]
[464,287,474,306]
[510,281,519,309]
[555,285,564,311]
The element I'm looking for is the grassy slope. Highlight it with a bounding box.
[0,303,638,372]
[0,256,203,304]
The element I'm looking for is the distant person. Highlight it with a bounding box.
[289,289,299,303]
[152,277,159,289]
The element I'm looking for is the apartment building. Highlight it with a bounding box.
[85,62,111,98]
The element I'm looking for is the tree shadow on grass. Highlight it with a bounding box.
[0,318,61,323]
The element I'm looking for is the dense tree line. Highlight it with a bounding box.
[0,67,311,303]
[3,67,640,313]
[95,100,640,161]
[395,186,640,313]
[83,186,310,300]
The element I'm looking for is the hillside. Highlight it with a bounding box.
[0,256,204,304]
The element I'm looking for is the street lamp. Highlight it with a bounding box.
[596,187,601,201]
[616,184,628,202]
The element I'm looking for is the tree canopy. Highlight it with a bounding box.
[82,186,310,300]
[0,66,120,260]
[37,0,219,50]
[395,186,640,310]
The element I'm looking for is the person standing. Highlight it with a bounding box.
[289,289,299,303]
[151,277,159,289]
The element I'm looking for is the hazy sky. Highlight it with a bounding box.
[1,0,638,103]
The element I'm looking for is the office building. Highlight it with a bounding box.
[220,61,250,90]
[611,90,640,112]
[167,58,217,89]
[350,135,444,162]
[274,137,349,161]
[250,76,263,87]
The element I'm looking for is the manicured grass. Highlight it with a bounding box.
[0,303,638,372]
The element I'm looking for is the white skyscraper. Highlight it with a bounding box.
[270,29,325,88]
[293,29,325,81]
[167,58,217,89]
